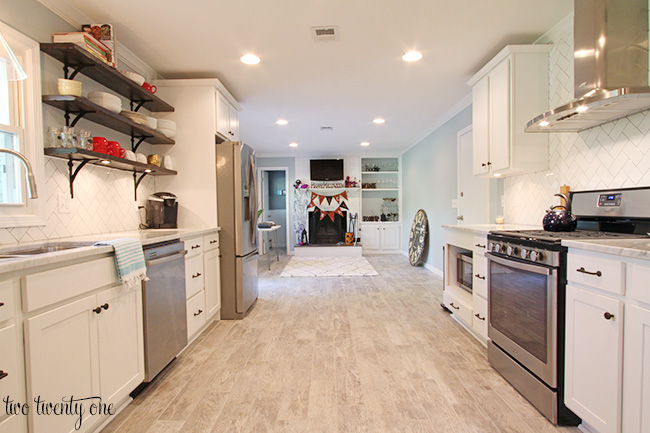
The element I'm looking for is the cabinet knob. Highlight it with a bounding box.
[0,302,4,307]
[457,215,464,220]
[474,274,485,280]
[474,313,485,321]
[0,370,7,380]
[449,302,460,310]
[92,307,102,314]
[604,312,614,320]
[481,163,487,167]
[194,309,203,317]
[487,161,492,166]
[192,272,202,278]
[101,303,109,310]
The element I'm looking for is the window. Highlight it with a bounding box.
[0,21,45,227]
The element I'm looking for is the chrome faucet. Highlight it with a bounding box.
[0,148,38,199]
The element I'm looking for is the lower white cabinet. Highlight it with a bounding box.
[565,284,624,433]
[24,285,144,433]
[623,304,650,433]
[0,323,27,433]
[203,247,221,318]
[186,290,206,339]
[360,223,401,252]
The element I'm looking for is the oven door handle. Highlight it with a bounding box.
[486,252,553,276]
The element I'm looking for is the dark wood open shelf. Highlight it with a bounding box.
[41,43,174,113]
[43,95,175,146]
[45,147,177,175]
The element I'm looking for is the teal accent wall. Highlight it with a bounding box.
[257,157,296,250]
[401,106,472,272]
[0,0,74,42]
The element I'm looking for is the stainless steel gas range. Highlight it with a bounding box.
[486,187,650,425]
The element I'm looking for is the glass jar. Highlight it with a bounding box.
[45,126,62,148]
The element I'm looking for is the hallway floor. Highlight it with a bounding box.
[102,254,580,433]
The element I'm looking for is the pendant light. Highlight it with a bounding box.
[0,30,27,81]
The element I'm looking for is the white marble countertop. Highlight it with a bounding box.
[441,223,540,235]
[563,237,650,260]
[0,227,220,274]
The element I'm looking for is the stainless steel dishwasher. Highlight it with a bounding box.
[142,239,188,382]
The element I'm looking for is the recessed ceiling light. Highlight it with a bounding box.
[289,142,299,148]
[240,54,260,65]
[539,121,550,127]
[276,119,288,125]
[372,118,385,124]
[360,142,370,147]
[402,51,422,62]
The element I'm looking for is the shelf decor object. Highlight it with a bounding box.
[45,147,176,200]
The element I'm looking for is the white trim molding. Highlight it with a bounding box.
[400,250,443,277]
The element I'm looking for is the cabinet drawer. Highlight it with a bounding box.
[186,290,206,339]
[0,325,22,422]
[185,236,203,257]
[473,236,488,257]
[472,255,487,299]
[472,296,488,340]
[185,254,204,299]
[203,233,219,251]
[443,290,473,325]
[22,256,118,312]
[0,280,15,323]
[567,252,625,295]
[0,414,26,433]
[629,263,650,307]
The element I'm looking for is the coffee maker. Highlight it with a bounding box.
[146,192,178,228]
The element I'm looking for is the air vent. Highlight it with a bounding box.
[320,126,334,131]
[311,26,339,42]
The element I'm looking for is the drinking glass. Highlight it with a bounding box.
[61,126,78,148]
[45,126,61,148]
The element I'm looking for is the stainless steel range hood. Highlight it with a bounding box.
[526,0,650,132]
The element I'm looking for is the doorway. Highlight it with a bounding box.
[257,167,289,254]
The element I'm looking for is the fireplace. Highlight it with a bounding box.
[308,210,347,245]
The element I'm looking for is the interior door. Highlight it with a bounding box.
[458,127,490,224]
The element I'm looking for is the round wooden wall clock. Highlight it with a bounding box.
[408,209,428,266]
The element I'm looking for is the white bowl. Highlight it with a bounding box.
[163,155,173,169]
[145,116,157,130]
[135,153,147,164]
[158,128,176,138]
[88,91,120,104]
[156,119,176,131]
[57,78,82,97]
[119,70,145,86]
[91,100,121,114]
[124,150,136,161]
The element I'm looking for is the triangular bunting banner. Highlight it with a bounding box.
[311,192,317,201]
[341,191,348,200]
[339,202,349,210]
[320,211,327,220]
[334,194,340,203]
[335,207,345,217]
[326,196,332,205]
[327,212,335,222]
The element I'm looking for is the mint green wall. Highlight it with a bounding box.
[401,106,472,272]
[0,0,74,42]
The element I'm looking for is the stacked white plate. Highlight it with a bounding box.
[156,118,176,138]
[121,110,147,125]
[145,116,157,130]
[88,91,122,114]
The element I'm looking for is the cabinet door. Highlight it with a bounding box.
[229,104,239,141]
[215,90,230,138]
[96,286,144,407]
[488,58,510,173]
[204,248,221,318]
[361,225,381,250]
[472,76,490,175]
[185,254,204,299]
[565,285,623,433]
[24,295,101,433]
[0,324,26,433]
[381,225,401,251]
[623,304,650,433]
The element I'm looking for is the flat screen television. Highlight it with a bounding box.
[310,159,344,181]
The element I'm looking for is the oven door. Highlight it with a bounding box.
[487,253,557,388]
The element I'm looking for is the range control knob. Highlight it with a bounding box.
[493,243,502,253]
[530,251,543,262]
[506,246,518,256]
[520,249,529,259]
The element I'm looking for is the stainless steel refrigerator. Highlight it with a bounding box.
[216,141,259,319]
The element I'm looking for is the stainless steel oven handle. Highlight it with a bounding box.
[487,252,553,275]
[145,250,188,266]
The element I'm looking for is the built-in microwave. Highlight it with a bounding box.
[456,252,473,293]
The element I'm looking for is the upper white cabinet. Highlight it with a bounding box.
[216,89,240,141]
[467,45,550,177]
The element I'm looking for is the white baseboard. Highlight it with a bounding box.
[400,250,443,276]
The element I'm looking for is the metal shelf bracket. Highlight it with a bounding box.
[131,136,147,152]
[133,171,149,201]
[63,63,93,80]
[67,159,90,198]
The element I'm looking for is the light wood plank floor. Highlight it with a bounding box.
[103,254,580,433]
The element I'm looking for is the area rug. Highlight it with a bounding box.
[280,256,379,277]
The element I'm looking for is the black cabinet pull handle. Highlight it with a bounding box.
[194,309,203,316]
[92,307,102,314]
[449,302,460,310]
[0,302,4,307]
[576,267,602,277]
[474,274,485,280]
[101,303,109,310]
[487,161,492,166]
[475,243,485,248]
[474,313,485,321]
[0,370,7,380]
[481,163,487,167]
[191,245,200,249]
[210,240,217,244]
[604,312,614,320]
[192,272,202,278]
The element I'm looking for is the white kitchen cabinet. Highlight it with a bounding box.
[623,304,650,433]
[0,323,27,433]
[216,89,240,141]
[565,284,623,433]
[467,45,550,177]
[185,254,204,299]
[186,290,206,339]
[203,248,221,318]
[360,223,401,253]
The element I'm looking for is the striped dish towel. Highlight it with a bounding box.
[94,238,148,288]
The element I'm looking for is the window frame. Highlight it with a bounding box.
[0,20,45,228]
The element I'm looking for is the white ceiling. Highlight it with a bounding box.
[51,0,572,156]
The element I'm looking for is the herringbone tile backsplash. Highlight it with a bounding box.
[0,158,155,246]
[504,24,650,225]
